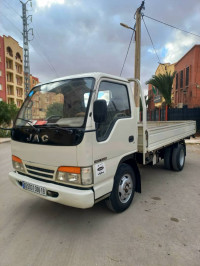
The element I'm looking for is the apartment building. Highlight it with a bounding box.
[174,45,200,108]
[3,35,25,108]
[0,36,6,102]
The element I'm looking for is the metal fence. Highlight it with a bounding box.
[146,107,200,131]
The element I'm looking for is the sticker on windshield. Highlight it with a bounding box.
[95,162,106,176]
[28,91,34,97]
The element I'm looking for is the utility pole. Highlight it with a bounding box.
[20,0,33,97]
[134,1,145,120]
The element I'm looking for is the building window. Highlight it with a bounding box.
[180,70,183,88]
[15,52,22,62]
[0,56,1,62]
[186,67,189,86]
[7,46,13,57]
[0,84,2,90]
[176,73,178,89]
[0,98,2,102]
[0,70,2,76]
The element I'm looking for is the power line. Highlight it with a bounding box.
[120,30,135,76]
[142,15,163,69]
[0,3,59,79]
[0,11,22,35]
[143,14,200,39]
[2,0,21,18]
[32,26,59,78]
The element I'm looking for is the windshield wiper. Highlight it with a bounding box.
[40,124,75,134]
[16,118,40,133]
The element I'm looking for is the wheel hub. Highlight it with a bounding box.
[118,174,133,203]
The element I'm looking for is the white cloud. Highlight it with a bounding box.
[163,31,197,63]
[36,0,65,8]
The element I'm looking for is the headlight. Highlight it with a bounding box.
[12,155,25,173]
[56,166,93,186]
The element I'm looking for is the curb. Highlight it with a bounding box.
[0,138,11,144]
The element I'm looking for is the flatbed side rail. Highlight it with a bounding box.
[128,78,146,164]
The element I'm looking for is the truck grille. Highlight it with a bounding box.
[25,164,54,179]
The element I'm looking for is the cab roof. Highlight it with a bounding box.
[35,72,129,87]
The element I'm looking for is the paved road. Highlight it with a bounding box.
[0,143,200,266]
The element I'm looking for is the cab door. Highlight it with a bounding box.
[92,79,138,199]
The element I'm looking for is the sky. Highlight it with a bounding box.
[1,0,200,93]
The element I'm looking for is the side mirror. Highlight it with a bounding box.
[93,100,107,123]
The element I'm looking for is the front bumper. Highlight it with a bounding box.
[9,171,94,209]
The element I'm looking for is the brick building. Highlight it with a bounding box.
[30,74,39,89]
[174,45,200,108]
[148,45,200,111]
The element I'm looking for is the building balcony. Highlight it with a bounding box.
[6,53,13,59]
[7,91,14,96]
[15,57,23,64]
[16,82,23,87]
[7,80,14,84]
[6,68,14,73]
[16,70,23,75]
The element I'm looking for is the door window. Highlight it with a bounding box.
[96,81,131,141]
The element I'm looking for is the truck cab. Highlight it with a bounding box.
[9,73,140,212]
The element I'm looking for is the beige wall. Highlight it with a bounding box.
[4,35,24,108]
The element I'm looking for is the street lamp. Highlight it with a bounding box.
[120,23,135,32]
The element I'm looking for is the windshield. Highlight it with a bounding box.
[15,77,94,128]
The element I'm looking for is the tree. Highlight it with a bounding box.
[146,72,176,107]
[0,102,19,125]
[46,102,63,118]
[146,71,176,120]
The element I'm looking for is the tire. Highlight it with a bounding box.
[172,144,185,171]
[164,146,173,170]
[105,163,136,213]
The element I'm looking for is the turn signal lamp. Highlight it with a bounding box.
[56,166,93,186]
[12,155,25,173]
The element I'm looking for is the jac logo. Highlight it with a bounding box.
[27,134,49,143]
[97,166,104,171]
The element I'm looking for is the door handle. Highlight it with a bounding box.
[129,136,134,142]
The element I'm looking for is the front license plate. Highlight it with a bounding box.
[22,181,47,196]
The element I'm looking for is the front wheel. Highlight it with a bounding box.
[106,164,136,213]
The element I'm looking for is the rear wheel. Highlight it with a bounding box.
[172,144,185,171]
[106,164,136,213]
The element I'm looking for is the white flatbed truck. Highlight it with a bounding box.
[9,73,196,212]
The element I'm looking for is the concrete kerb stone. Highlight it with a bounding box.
[185,136,200,144]
[0,138,11,144]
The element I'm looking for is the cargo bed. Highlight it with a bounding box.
[138,120,196,153]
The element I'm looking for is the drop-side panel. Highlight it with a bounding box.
[138,121,196,153]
